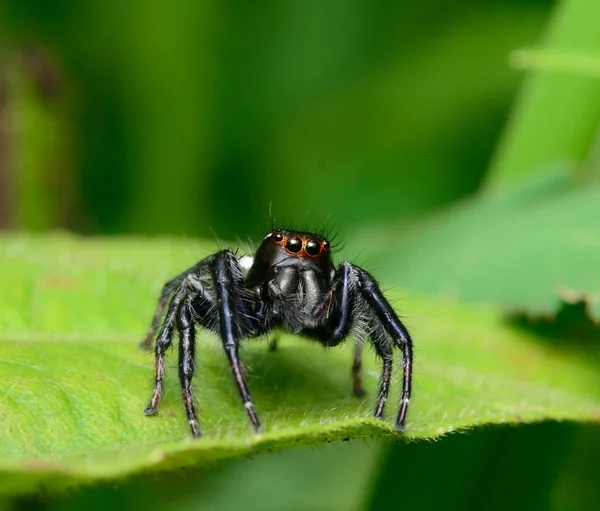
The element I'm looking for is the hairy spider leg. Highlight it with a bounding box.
[213,250,262,433]
[144,251,263,437]
[352,343,366,398]
[355,267,413,430]
[373,357,393,419]
[311,262,365,398]
[311,261,412,429]
[140,266,198,350]
[143,258,214,433]
[143,288,181,415]
[178,295,200,436]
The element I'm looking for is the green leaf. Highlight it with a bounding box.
[485,0,600,190]
[355,170,600,320]
[510,49,600,79]
[1,233,600,496]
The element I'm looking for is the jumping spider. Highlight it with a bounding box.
[142,228,414,437]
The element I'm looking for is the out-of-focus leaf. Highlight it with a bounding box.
[38,442,382,511]
[2,0,550,238]
[486,0,600,189]
[355,170,600,320]
[368,422,600,511]
[510,49,600,78]
[4,48,72,230]
[268,5,547,230]
[1,234,600,495]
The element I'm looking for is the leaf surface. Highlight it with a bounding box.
[1,234,599,495]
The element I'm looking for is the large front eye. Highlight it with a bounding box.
[305,239,320,257]
[285,236,302,253]
[272,231,284,243]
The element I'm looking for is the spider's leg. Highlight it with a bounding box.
[144,291,181,415]
[143,258,214,424]
[373,356,393,418]
[141,266,197,350]
[311,261,364,397]
[177,295,201,436]
[213,250,262,433]
[268,334,280,352]
[352,343,367,398]
[354,266,413,431]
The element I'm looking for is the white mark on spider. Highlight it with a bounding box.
[238,255,254,278]
[244,401,254,410]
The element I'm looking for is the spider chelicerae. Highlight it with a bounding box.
[141,228,414,437]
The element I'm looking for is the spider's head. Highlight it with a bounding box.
[266,229,331,260]
[246,229,333,283]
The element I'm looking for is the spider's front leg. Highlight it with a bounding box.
[354,266,414,430]
[213,250,262,433]
[313,262,366,398]
[315,262,413,430]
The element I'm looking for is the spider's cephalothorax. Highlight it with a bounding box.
[142,228,413,437]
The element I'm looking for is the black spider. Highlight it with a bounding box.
[142,228,413,437]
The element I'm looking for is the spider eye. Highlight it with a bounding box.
[285,236,302,253]
[305,239,321,256]
[272,231,284,243]
[322,240,330,251]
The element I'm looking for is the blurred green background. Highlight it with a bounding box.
[1,0,599,510]
[1,0,550,238]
